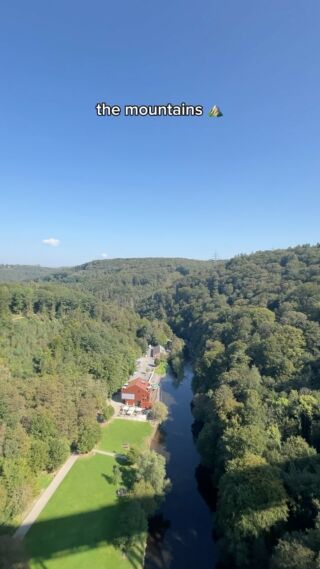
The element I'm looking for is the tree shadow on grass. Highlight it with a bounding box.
[101,466,136,490]
[101,472,114,485]
[0,495,157,569]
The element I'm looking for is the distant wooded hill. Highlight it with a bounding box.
[0,258,215,305]
[0,264,54,282]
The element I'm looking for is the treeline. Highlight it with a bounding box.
[142,244,320,569]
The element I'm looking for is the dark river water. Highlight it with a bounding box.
[144,365,216,569]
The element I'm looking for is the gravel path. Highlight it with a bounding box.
[14,454,78,540]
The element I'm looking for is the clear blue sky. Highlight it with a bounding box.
[1,0,319,266]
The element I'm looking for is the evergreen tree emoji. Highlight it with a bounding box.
[208,105,223,117]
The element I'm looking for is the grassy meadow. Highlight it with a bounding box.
[25,418,154,569]
[97,419,153,454]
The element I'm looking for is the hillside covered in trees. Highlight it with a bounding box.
[141,244,320,568]
[42,257,213,307]
[1,245,320,568]
[0,265,54,283]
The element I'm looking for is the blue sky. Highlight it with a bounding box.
[1,0,319,266]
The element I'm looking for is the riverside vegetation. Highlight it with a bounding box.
[1,245,320,568]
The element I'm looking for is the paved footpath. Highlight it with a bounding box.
[93,449,116,457]
[93,449,127,461]
[14,454,78,540]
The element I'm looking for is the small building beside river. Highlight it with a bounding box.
[121,377,158,409]
[151,345,166,360]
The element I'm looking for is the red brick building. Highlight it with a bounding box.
[121,378,157,409]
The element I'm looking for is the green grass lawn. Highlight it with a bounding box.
[97,419,153,454]
[26,455,144,569]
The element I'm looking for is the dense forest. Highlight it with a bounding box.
[0,265,54,283]
[41,257,213,308]
[141,244,320,568]
[1,245,320,567]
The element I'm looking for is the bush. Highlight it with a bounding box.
[28,439,49,471]
[77,420,101,453]
[47,438,69,471]
[99,404,114,423]
[126,445,140,465]
[155,359,168,377]
[149,401,169,423]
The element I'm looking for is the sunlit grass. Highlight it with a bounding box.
[97,419,153,454]
[26,454,144,569]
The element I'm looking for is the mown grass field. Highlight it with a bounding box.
[26,454,145,569]
[97,418,153,454]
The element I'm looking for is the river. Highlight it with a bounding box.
[144,365,217,569]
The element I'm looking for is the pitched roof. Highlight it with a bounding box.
[122,378,149,392]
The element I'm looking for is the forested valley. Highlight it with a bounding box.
[1,245,320,568]
[141,244,320,568]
